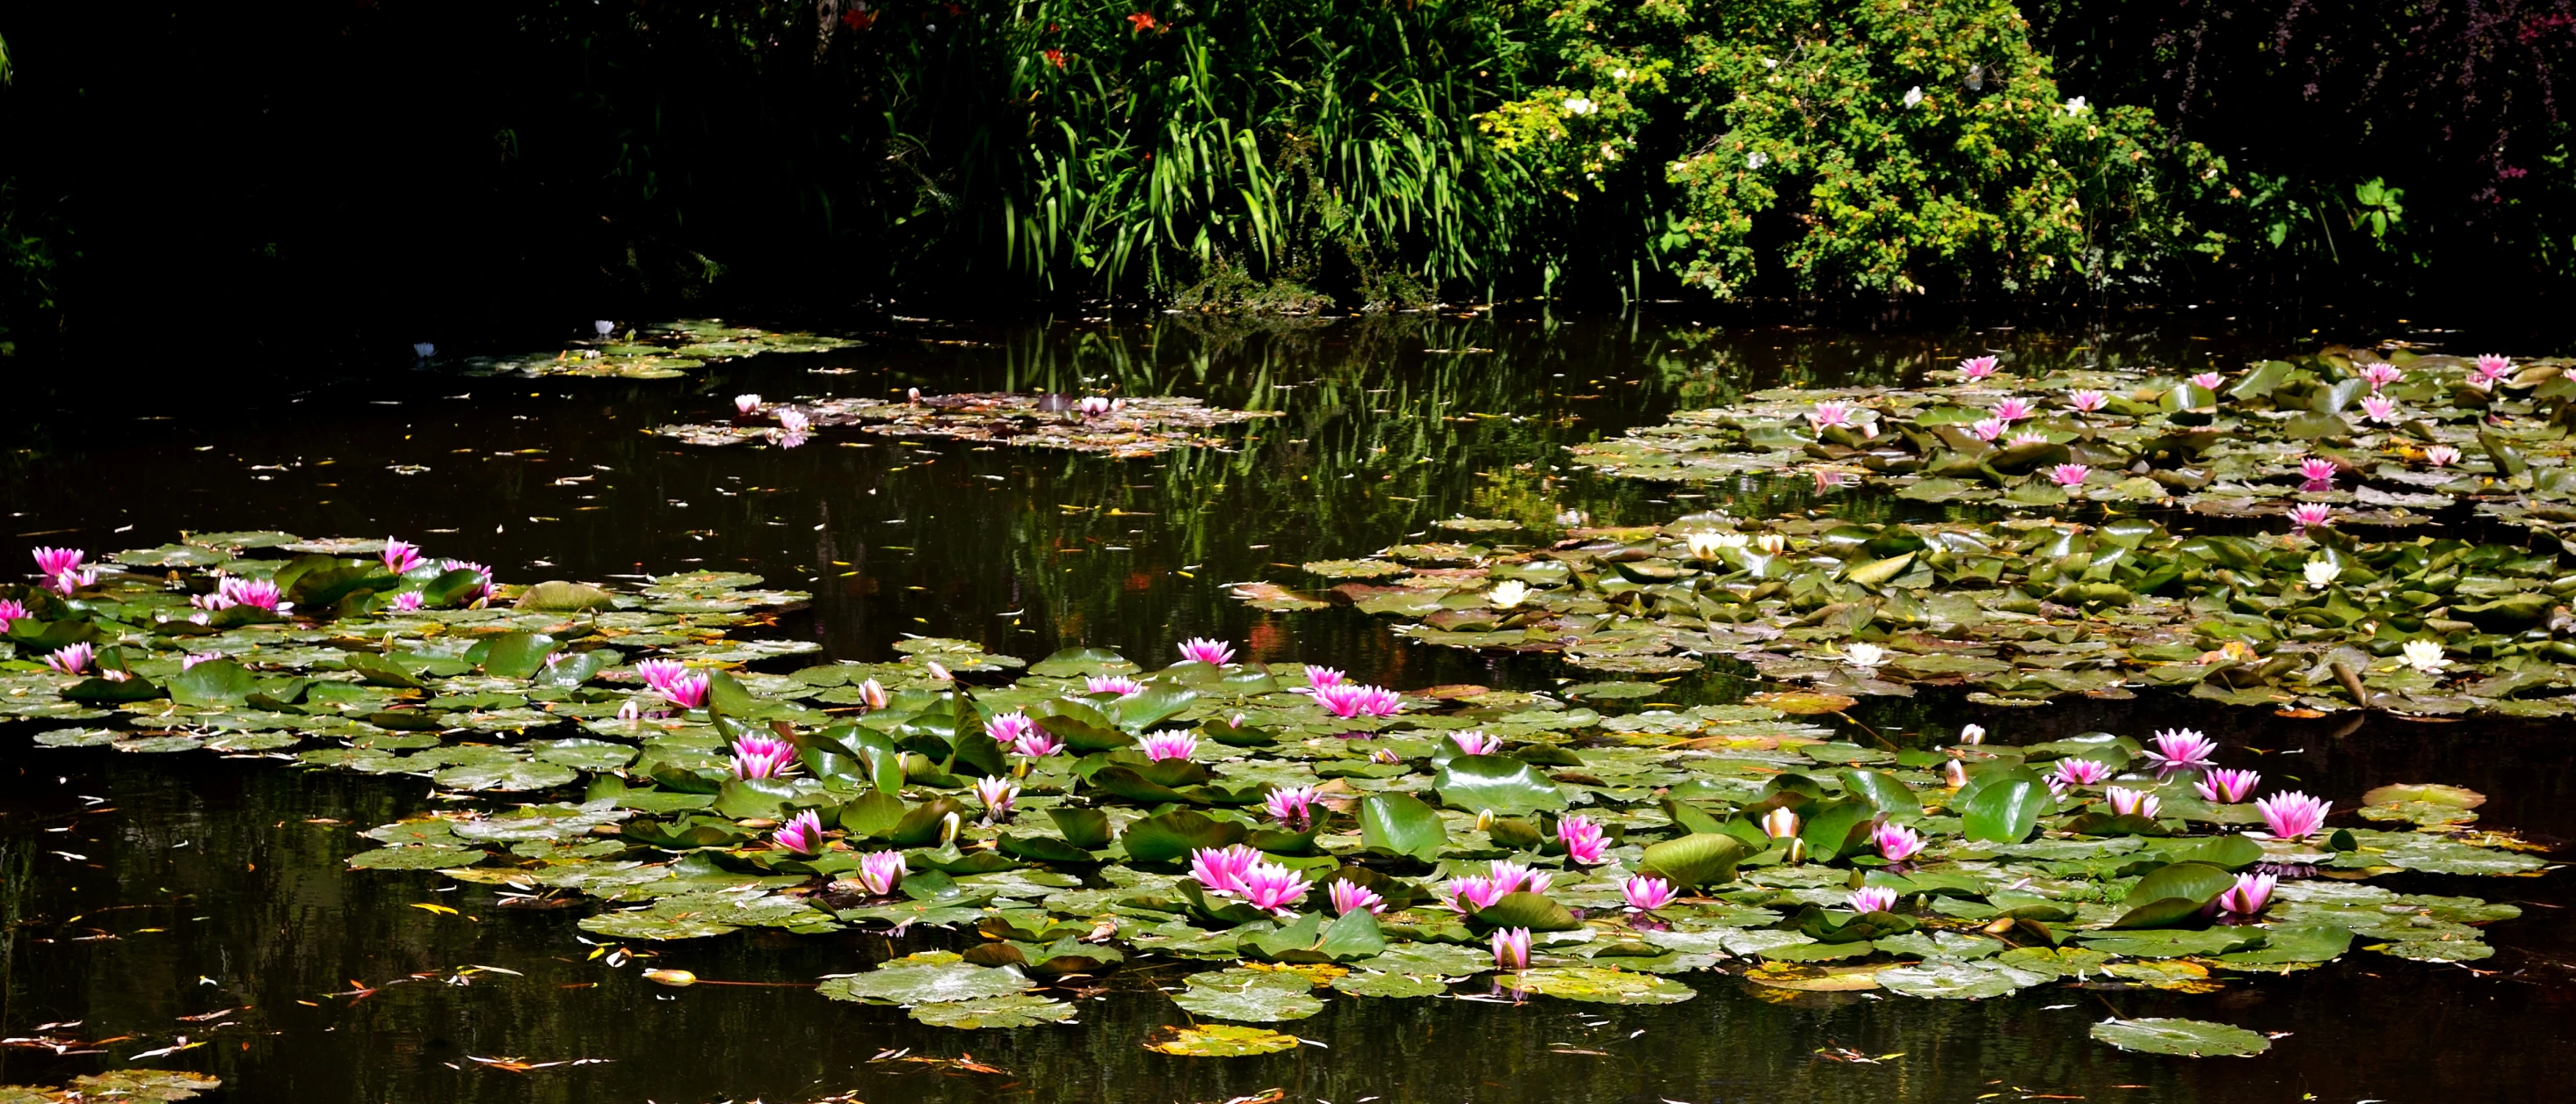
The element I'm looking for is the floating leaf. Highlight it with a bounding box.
[2089,1017,2272,1057]
[1142,1023,1302,1057]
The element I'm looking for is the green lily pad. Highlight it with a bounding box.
[2089,1017,2273,1057]
[347,845,488,870]
[1876,958,2053,999]
[1170,967,1326,1022]
[1143,1023,1303,1057]
[905,994,1079,1028]
[820,954,1034,1005]
[1504,966,1696,1005]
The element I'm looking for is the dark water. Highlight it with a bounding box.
[3,315,2569,1102]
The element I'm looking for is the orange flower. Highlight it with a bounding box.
[1125,11,1157,32]
[1043,47,1066,69]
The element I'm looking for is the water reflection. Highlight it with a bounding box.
[1,314,2567,1102]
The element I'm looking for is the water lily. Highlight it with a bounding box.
[182,650,222,670]
[1266,784,1319,829]
[773,810,824,855]
[439,560,495,602]
[43,565,95,594]
[730,734,796,779]
[1369,747,1402,765]
[856,850,907,896]
[0,598,26,631]
[1808,401,1860,430]
[2400,639,2449,673]
[1329,880,1387,915]
[1085,674,1145,697]
[2425,445,2461,467]
[1684,531,1744,559]
[1755,534,1788,556]
[1302,666,1346,694]
[1487,579,1531,608]
[857,678,889,710]
[1487,860,1551,897]
[1942,759,1970,788]
[1317,682,1402,718]
[1441,874,1511,912]
[1012,730,1063,758]
[594,320,615,337]
[1958,355,1999,380]
[1958,723,1986,745]
[1991,398,2035,423]
[2106,787,2162,819]
[2304,558,2340,589]
[1844,642,1887,670]
[381,539,424,575]
[1177,636,1235,665]
[2360,363,2404,390]
[2048,463,2090,488]
[2003,432,2045,448]
[1556,815,1609,865]
[2297,458,2338,484]
[1140,730,1198,761]
[389,591,424,612]
[1491,926,1532,973]
[1969,418,2007,442]
[2195,767,2262,803]
[412,342,436,359]
[664,671,711,709]
[1450,730,1501,756]
[1075,396,1119,416]
[2069,389,2108,412]
[2474,355,2513,384]
[221,577,287,612]
[2254,791,2332,839]
[1876,823,1924,862]
[1191,844,1264,896]
[2289,503,2333,532]
[1850,886,1898,914]
[2189,371,2225,389]
[2050,758,2110,788]
[2359,395,2399,424]
[973,776,1020,823]
[735,394,762,414]
[2212,871,2277,917]
[634,658,687,694]
[776,409,810,434]
[43,643,94,676]
[2144,729,2218,767]
[1622,875,1678,911]
[1760,807,1800,840]
[617,699,642,723]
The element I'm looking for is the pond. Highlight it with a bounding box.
[2,314,2569,1103]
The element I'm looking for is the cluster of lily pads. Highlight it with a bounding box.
[453,319,861,380]
[1565,347,2574,532]
[4,538,2545,1057]
[657,391,1281,457]
[1237,511,2576,714]
[0,1071,221,1102]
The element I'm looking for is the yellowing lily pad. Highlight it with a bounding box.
[1143,1023,1302,1057]
[1504,966,1697,1004]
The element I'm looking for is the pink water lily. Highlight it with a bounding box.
[1969,418,2007,442]
[1760,808,1800,840]
[1441,874,1511,912]
[1557,815,1608,866]
[1991,397,2035,423]
[0,598,26,631]
[973,776,1020,822]
[2359,396,2399,424]
[32,548,85,578]
[735,394,763,415]
[1486,860,1552,897]
[2475,354,2512,383]
[2106,787,2162,818]
[389,591,424,612]
[381,539,424,575]
[44,643,95,676]
[2255,791,2332,839]
[773,810,824,855]
[1876,823,1924,862]
[2189,371,2225,389]
[729,734,796,780]
[1958,356,1999,381]
[181,651,222,670]
[1190,844,1263,896]
[1450,730,1501,756]
[2359,363,2404,391]
[2424,446,2461,468]
[1491,926,1532,973]
[2298,458,2338,483]
[1368,747,1402,765]
[1850,886,1898,914]
[1140,730,1198,761]
[439,560,495,602]
[634,659,687,694]
[856,850,906,896]
[1266,784,1319,830]
[2008,432,2050,447]
[1329,880,1386,915]
[776,409,810,434]
[2195,767,2262,803]
[1239,862,1313,913]
[664,671,711,709]
[984,709,1037,745]
[2048,463,2091,488]
[857,678,889,710]
[1301,666,1346,694]
[1317,682,1402,718]
[2050,758,2111,789]
[2289,504,2333,532]
[1011,730,1063,758]
[1807,401,1859,430]
[1085,674,1144,697]
[2212,871,2277,917]
[46,565,96,595]
[1177,636,1235,665]
[2144,728,2218,767]
[2069,389,2108,412]
[1622,875,1679,911]
[219,577,286,612]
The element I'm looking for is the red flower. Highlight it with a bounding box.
[1043,48,1066,69]
[840,9,876,29]
[1126,12,1157,32]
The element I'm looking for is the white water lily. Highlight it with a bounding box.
[411,342,436,359]
[1684,531,1745,559]
[1755,534,1789,556]
[1488,580,1531,608]
[2304,558,2340,590]
[2400,639,2449,674]
[595,320,615,337]
[1845,643,1887,669]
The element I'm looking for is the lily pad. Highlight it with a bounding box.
[1170,967,1326,1021]
[1142,1023,1302,1057]
[1504,966,1697,1005]
[2089,1017,2273,1057]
